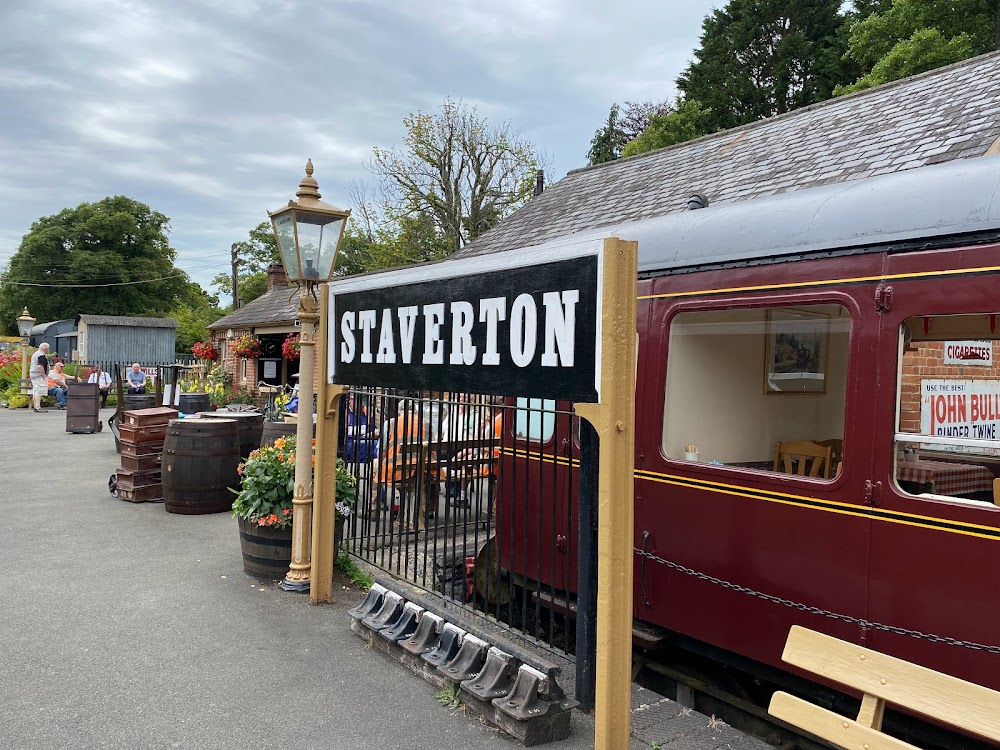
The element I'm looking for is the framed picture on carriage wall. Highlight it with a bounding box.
[764,308,830,394]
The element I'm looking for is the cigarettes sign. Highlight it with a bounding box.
[327,241,603,402]
[943,341,992,366]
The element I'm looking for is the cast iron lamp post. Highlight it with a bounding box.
[268,160,350,592]
[17,307,34,395]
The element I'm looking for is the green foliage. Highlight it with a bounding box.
[434,682,462,709]
[0,358,23,393]
[171,281,223,352]
[588,104,626,165]
[587,101,675,165]
[4,389,28,409]
[677,0,850,132]
[232,435,297,529]
[838,0,997,93]
[336,553,373,589]
[0,196,188,334]
[212,221,280,304]
[622,99,715,158]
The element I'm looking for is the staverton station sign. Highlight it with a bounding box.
[326,240,603,402]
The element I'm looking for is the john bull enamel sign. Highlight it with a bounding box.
[327,243,602,402]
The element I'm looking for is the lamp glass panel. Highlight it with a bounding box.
[295,212,343,282]
[272,213,299,281]
[17,319,32,336]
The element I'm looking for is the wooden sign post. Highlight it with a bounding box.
[311,236,638,747]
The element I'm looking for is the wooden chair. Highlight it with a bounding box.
[773,441,832,479]
[815,438,843,469]
[769,625,1000,748]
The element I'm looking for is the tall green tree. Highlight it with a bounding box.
[0,196,187,333]
[212,221,280,305]
[836,0,999,94]
[370,98,543,254]
[621,98,715,157]
[586,101,673,165]
[170,281,223,352]
[677,0,849,132]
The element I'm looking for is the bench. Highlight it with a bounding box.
[768,625,1000,748]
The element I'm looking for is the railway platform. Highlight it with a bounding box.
[0,405,772,749]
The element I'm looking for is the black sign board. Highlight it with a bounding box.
[328,251,601,402]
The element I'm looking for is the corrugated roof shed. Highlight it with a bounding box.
[457,51,1000,259]
[77,315,178,328]
[208,285,301,329]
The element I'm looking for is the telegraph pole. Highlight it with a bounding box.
[230,242,240,309]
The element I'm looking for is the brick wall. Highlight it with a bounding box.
[899,342,1000,432]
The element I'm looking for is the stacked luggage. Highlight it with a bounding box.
[114,407,178,503]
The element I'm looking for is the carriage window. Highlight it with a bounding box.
[663,304,851,480]
[894,315,1000,506]
[515,398,556,442]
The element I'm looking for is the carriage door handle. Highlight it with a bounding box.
[560,438,570,456]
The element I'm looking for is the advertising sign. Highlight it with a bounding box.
[920,379,1000,453]
[943,341,992,366]
[327,241,603,402]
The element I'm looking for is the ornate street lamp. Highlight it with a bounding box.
[268,160,350,592]
[17,307,34,395]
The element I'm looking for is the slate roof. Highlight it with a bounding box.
[457,51,1000,259]
[77,315,177,328]
[208,285,301,329]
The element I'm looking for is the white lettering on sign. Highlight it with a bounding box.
[943,341,992,366]
[340,312,356,362]
[920,379,1000,454]
[337,291,583,370]
[376,308,396,364]
[479,297,506,366]
[423,303,445,365]
[509,294,537,368]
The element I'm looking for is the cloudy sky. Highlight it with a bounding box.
[1,0,714,294]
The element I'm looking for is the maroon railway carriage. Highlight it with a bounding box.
[494,157,1000,738]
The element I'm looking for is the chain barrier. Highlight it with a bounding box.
[635,547,1000,655]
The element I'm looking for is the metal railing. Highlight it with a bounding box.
[340,387,579,655]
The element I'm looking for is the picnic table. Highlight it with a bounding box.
[896,458,994,496]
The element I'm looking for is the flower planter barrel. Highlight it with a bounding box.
[238,517,292,579]
[162,418,240,514]
[201,409,264,459]
[260,420,297,448]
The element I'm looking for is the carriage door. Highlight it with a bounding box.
[870,244,1000,688]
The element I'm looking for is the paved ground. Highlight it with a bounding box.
[0,406,602,749]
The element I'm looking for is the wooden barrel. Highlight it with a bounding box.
[261,420,297,448]
[123,394,156,411]
[178,392,210,415]
[162,418,240,514]
[238,517,292,579]
[201,410,264,458]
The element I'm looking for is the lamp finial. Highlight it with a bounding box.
[296,159,321,201]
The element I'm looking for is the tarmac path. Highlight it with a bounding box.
[0,407,598,749]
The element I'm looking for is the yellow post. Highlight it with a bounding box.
[573,237,638,750]
[311,285,346,604]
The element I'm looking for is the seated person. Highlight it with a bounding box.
[126,363,147,394]
[88,366,113,408]
[46,361,71,409]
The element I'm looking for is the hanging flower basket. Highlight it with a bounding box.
[232,334,262,359]
[282,333,301,360]
[191,341,218,361]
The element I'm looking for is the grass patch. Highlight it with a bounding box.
[434,682,462,709]
[336,552,373,589]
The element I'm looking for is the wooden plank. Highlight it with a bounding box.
[782,626,1000,742]
[857,693,885,730]
[769,692,918,750]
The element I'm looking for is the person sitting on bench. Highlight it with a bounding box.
[88,366,112,408]
[126,363,147,394]
[46,361,71,409]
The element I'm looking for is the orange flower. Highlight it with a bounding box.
[282,508,291,515]
[257,518,266,526]
[237,463,243,476]
[274,437,285,449]
[311,439,316,446]
[311,455,316,467]
[277,453,284,461]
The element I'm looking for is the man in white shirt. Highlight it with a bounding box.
[88,366,113,408]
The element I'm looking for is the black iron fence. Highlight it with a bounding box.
[340,387,579,656]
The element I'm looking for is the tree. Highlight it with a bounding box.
[0,196,188,333]
[622,99,715,158]
[370,99,543,254]
[170,280,223,352]
[836,0,999,94]
[586,101,673,165]
[677,0,849,132]
[212,221,280,305]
